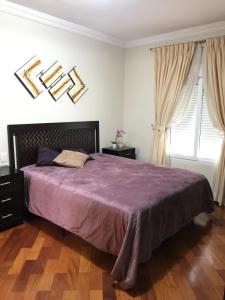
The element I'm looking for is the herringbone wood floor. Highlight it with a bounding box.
[0,206,225,300]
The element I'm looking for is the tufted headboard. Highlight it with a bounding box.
[7,121,99,169]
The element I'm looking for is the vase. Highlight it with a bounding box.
[111,143,117,149]
[117,137,124,148]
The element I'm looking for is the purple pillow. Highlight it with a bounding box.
[60,147,94,160]
[36,146,60,166]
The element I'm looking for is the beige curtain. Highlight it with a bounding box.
[205,37,225,206]
[151,43,195,165]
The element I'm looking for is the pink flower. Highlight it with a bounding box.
[116,129,125,137]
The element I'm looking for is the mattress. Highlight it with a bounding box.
[22,153,214,289]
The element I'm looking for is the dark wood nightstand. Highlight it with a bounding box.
[0,166,24,230]
[102,146,136,159]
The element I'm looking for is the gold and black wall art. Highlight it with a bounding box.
[15,56,88,103]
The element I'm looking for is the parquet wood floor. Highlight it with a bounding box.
[0,206,225,300]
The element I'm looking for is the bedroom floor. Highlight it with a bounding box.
[0,206,225,300]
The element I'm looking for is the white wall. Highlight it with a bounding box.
[123,46,155,161]
[123,46,216,186]
[0,12,124,164]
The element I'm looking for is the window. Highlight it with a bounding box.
[170,76,224,162]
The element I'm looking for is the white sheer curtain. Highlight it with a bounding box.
[170,44,203,126]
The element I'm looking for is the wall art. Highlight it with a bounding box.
[15,56,88,104]
[49,74,73,101]
[15,56,44,98]
[39,61,64,89]
[68,67,88,103]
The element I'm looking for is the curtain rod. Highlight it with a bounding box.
[149,39,206,51]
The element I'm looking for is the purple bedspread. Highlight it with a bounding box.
[22,154,214,289]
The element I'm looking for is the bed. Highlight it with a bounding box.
[7,121,214,290]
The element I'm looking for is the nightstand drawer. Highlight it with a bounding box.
[119,149,135,159]
[0,175,23,194]
[120,152,133,158]
[0,206,22,228]
[0,194,20,209]
[119,149,132,155]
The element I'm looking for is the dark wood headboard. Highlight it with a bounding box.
[7,121,99,169]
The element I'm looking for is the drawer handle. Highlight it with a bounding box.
[2,213,13,219]
[1,198,12,203]
[0,181,11,187]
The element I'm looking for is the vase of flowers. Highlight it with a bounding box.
[111,129,126,149]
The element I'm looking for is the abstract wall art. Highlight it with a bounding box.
[68,67,88,103]
[49,74,73,101]
[15,56,88,104]
[15,56,44,98]
[39,62,64,89]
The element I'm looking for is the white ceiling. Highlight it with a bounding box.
[6,0,225,41]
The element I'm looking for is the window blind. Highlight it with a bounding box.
[170,81,199,158]
[198,91,224,160]
[170,77,224,161]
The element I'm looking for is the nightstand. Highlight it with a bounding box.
[102,147,136,159]
[0,166,24,230]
